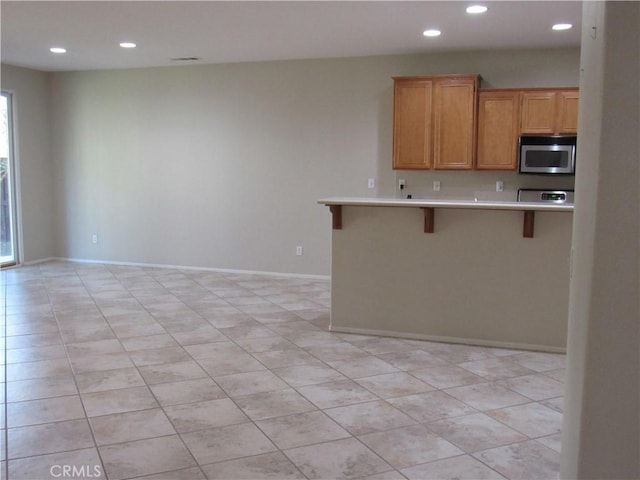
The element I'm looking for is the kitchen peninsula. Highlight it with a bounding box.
[319,197,573,352]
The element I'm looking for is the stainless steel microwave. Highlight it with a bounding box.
[519,135,577,174]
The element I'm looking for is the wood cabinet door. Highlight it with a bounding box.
[520,91,557,134]
[433,78,477,169]
[393,80,433,169]
[476,91,520,170]
[556,90,579,134]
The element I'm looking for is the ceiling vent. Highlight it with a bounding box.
[170,57,201,61]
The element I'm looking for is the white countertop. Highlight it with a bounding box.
[318,197,574,212]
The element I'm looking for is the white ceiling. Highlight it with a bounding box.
[1,1,582,72]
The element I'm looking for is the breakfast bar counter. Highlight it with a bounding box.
[319,197,574,352]
[319,197,573,238]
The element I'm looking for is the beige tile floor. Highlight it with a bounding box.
[0,261,566,479]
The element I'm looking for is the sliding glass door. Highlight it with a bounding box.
[1,92,18,267]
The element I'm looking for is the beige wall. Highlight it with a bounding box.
[561,2,639,478]
[331,205,573,351]
[49,48,579,275]
[1,64,55,263]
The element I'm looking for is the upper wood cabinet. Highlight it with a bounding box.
[476,90,520,170]
[392,78,433,169]
[556,90,579,134]
[520,88,579,135]
[433,77,478,170]
[393,75,479,170]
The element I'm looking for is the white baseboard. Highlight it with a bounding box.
[329,325,566,354]
[22,257,58,266]
[49,257,330,281]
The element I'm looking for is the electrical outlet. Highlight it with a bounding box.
[367,178,375,189]
[398,179,406,189]
[433,180,441,192]
[92,234,98,244]
[496,180,504,192]
[296,246,303,256]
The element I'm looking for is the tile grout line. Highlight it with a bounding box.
[78,265,202,480]
[45,264,109,479]
[2,267,9,479]
[4,261,565,479]
[236,281,404,478]
[153,271,336,479]
[168,274,312,478]
[101,266,226,480]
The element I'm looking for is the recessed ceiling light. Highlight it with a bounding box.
[119,42,137,48]
[466,5,488,14]
[552,23,573,31]
[423,29,442,37]
[49,47,66,54]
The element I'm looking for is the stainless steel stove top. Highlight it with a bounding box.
[517,189,574,204]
